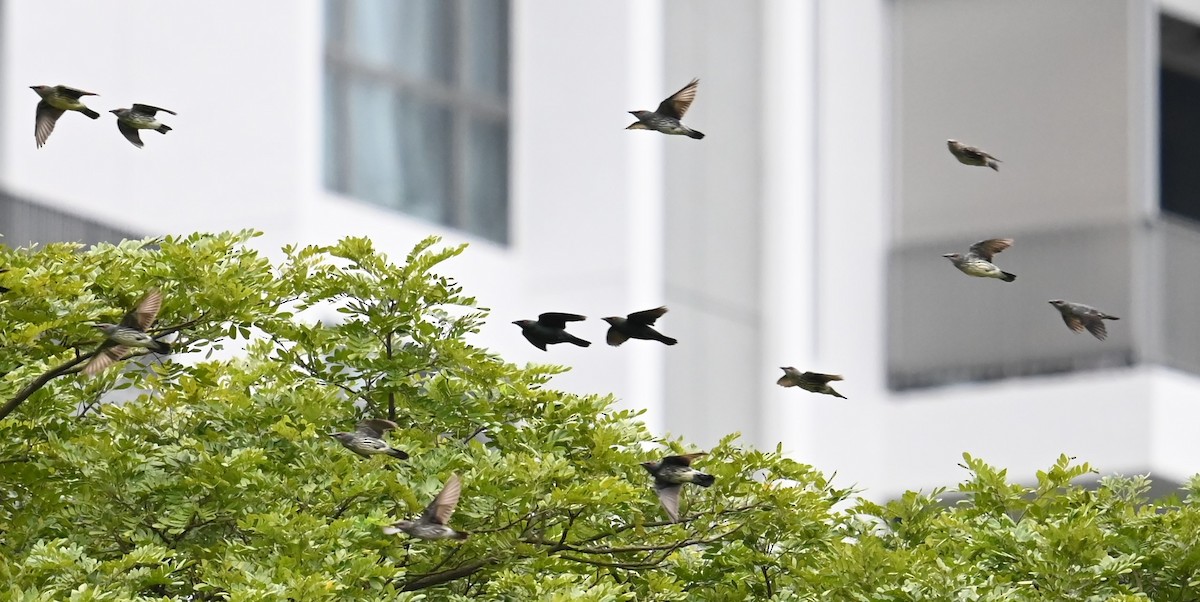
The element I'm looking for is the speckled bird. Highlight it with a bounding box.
[383,474,468,540]
[777,367,847,399]
[943,238,1016,282]
[110,104,176,148]
[83,288,171,376]
[640,452,715,523]
[31,84,100,148]
[947,139,1000,171]
[329,418,408,460]
[627,78,705,139]
[1048,300,1120,341]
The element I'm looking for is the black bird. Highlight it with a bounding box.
[110,104,176,148]
[329,418,408,459]
[1048,300,1120,341]
[640,452,715,523]
[777,367,847,399]
[602,306,677,346]
[383,474,469,540]
[31,85,100,148]
[627,78,705,139]
[512,313,591,351]
[83,288,171,376]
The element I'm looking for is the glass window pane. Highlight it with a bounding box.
[396,95,452,224]
[347,81,402,210]
[348,0,452,83]
[323,71,343,193]
[466,0,509,98]
[464,118,508,243]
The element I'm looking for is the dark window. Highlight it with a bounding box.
[1161,13,1200,223]
[324,0,510,244]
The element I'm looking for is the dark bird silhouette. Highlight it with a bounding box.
[641,452,714,523]
[947,139,1000,171]
[31,85,100,148]
[943,238,1016,282]
[110,104,176,148]
[777,367,847,399]
[383,473,468,540]
[512,312,591,350]
[602,306,677,346]
[627,78,705,139]
[1048,300,1119,341]
[329,418,408,459]
[83,288,171,376]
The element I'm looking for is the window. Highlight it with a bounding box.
[1161,13,1200,223]
[324,0,510,244]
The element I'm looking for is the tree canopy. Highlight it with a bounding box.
[1,232,1198,601]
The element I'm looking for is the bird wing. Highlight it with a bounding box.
[122,289,163,330]
[661,452,707,468]
[968,239,1012,262]
[355,418,399,438]
[1058,311,1085,334]
[131,104,176,116]
[520,329,548,351]
[1082,316,1108,340]
[801,372,843,385]
[627,306,668,326]
[117,120,145,148]
[956,144,995,162]
[606,327,629,347]
[656,78,699,120]
[35,101,64,148]
[422,474,462,525]
[58,86,97,99]
[83,344,128,376]
[776,373,796,387]
[654,484,682,523]
[537,312,586,329]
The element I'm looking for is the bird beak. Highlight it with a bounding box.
[941,253,954,258]
[628,111,638,115]
[109,109,119,114]
[511,320,520,325]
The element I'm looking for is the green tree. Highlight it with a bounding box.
[1,232,1198,600]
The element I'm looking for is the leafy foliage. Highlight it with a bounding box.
[0,233,1198,600]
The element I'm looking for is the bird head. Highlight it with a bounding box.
[1048,300,1064,307]
[942,253,961,261]
[780,366,795,373]
[108,108,125,116]
[639,460,659,474]
[92,322,115,331]
[629,110,651,118]
[601,317,620,325]
[946,139,959,147]
[328,432,351,443]
[512,319,532,328]
[30,85,49,93]
[386,520,416,533]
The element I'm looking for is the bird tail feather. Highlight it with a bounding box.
[1103,314,1120,321]
[157,124,172,134]
[452,531,469,540]
[1000,272,1016,282]
[687,130,705,140]
[387,448,409,460]
[693,473,715,487]
[658,335,678,346]
[569,336,592,348]
[82,108,100,119]
[987,160,999,171]
[151,340,171,354]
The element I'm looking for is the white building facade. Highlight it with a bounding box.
[2,0,1199,500]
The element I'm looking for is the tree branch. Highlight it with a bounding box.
[400,558,495,592]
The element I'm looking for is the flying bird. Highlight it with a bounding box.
[777,367,847,399]
[640,452,715,523]
[329,418,408,459]
[602,306,677,346]
[110,104,176,148]
[946,139,1000,171]
[31,85,100,148]
[1048,300,1120,341]
[627,78,705,139]
[943,238,1016,282]
[512,312,591,351]
[383,473,468,540]
[83,288,171,376]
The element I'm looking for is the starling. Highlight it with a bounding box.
[31,85,100,148]
[943,238,1016,282]
[947,139,1000,171]
[383,473,468,540]
[602,306,677,346]
[627,78,705,139]
[110,104,176,148]
[329,418,409,460]
[1048,300,1119,341]
[512,312,591,351]
[82,288,171,376]
[777,367,847,399]
[640,452,715,523]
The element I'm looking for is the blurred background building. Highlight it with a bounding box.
[2,0,1199,500]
